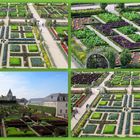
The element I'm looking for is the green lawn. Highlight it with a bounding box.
[133,126,140,135]
[115,94,123,100]
[55,26,68,34]
[103,124,116,134]
[7,127,35,137]
[99,101,108,106]
[10,57,21,66]
[91,112,102,119]
[28,45,38,52]
[134,94,140,99]
[11,25,18,30]
[25,32,34,38]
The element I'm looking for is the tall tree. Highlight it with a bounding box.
[104,48,116,68]
[120,49,132,66]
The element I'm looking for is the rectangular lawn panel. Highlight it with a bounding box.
[11,25,18,30]
[99,101,108,106]
[25,32,34,38]
[91,112,102,119]
[28,45,38,52]
[103,124,116,134]
[10,57,21,66]
[133,126,140,135]
[55,26,68,34]
[115,94,123,100]
[83,125,97,133]
[134,94,140,99]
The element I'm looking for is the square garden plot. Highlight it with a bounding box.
[30,58,44,67]
[10,45,20,52]
[98,101,108,106]
[10,57,21,66]
[83,125,97,134]
[133,113,140,120]
[132,126,140,135]
[91,112,102,120]
[108,113,119,120]
[11,25,18,31]
[103,124,116,134]
[28,45,39,52]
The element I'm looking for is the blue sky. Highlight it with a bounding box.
[0,72,68,99]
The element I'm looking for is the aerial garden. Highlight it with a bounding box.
[0,3,68,69]
[71,3,140,69]
[71,71,140,137]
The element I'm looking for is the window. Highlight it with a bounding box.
[65,109,67,113]
[66,103,68,107]
[51,96,53,99]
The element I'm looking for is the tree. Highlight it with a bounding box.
[100,3,107,10]
[104,48,116,68]
[120,49,132,67]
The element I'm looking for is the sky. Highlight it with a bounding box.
[0,72,68,99]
